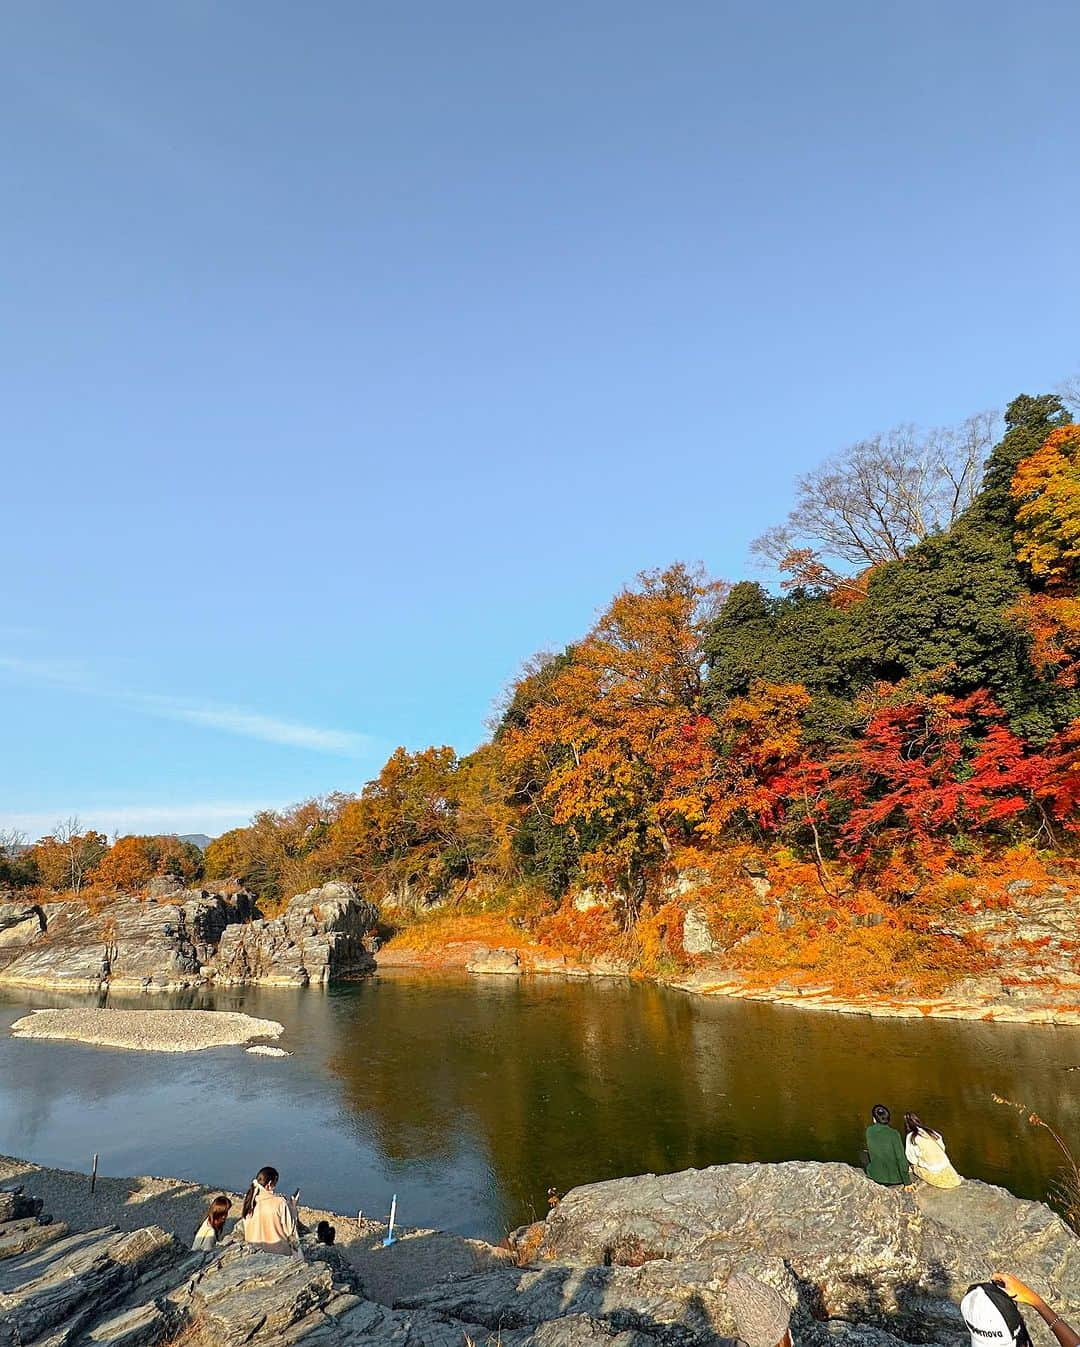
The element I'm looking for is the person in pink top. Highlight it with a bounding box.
[240,1165,299,1255]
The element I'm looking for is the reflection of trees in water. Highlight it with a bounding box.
[3,980,1077,1236]
[322,977,1080,1229]
[323,977,717,1224]
[694,998,1080,1204]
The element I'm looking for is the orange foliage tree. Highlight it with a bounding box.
[1012,425,1080,581]
[694,681,811,837]
[29,821,108,895]
[204,799,331,902]
[317,745,514,909]
[91,834,203,894]
[93,835,155,892]
[1008,427,1080,693]
[502,563,727,923]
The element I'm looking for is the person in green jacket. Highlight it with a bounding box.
[865,1104,910,1185]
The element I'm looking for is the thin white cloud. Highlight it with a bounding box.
[0,654,92,686]
[0,654,370,756]
[0,801,280,841]
[144,698,369,754]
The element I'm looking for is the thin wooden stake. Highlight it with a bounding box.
[90,1154,98,1194]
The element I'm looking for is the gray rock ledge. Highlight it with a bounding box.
[1,1159,1076,1347]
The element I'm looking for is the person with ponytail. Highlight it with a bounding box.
[241,1166,299,1255]
[904,1112,963,1188]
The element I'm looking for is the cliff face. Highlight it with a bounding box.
[206,883,380,987]
[1,1160,1076,1347]
[0,882,377,992]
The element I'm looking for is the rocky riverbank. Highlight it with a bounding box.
[375,873,1080,1026]
[3,869,1079,1025]
[376,941,1080,1026]
[1,1155,1076,1347]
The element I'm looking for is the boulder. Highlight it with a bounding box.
[0,902,45,947]
[574,890,606,913]
[589,955,631,977]
[682,907,715,957]
[538,1162,1080,1343]
[666,869,711,900]
[953,880,1080,1006]
[0,1188,43,1223]
[147,875,185,899]
[209,883,378,987]
[0,904,46,973]
[532,953,570,974]
[0,884,380,991]
[467,946,522,975]
[0,1223,184,1346]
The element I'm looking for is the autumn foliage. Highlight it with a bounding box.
[12,392,1080,998]
[1012,426,1080,580]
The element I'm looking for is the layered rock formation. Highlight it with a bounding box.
[0,883,376,992]
[961,879,1080,1005]
[2,1160,1076,1347]
[668,873,1080,1024]
[0,891,251,991]
[207,882,379,987]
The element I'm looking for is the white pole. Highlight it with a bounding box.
[383,1194,397,1246]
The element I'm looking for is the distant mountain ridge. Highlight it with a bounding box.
[177,834,212,851]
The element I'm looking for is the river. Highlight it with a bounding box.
[0,972,1077,1241]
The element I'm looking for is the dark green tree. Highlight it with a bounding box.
[850,518,1080,742]
[703,581,859,743]
[976,393,1070,530]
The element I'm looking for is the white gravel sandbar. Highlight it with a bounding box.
[10,1007,285,1053]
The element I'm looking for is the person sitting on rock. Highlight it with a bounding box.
[192,1194,231,1252]
[241,1166,299,1255]
[725,1270,793,1347]
[904,1113,962,1188]
[962,1274,1078,1347]
[316,1220,336,1245]
[864,1104,910,1186]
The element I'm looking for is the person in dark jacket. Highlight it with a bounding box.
[864,1104,910,1185]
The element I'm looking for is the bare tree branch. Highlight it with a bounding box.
[1058,369,1080,415]
[0,829,26,860]
[752,411,999,574]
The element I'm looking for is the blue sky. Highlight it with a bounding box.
[2,1,1078,839]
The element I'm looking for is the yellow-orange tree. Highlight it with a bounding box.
[319,746,464,908]
[29,824,108,895]
[502,563,726,923]
[204,799,331,901]
[1012,425,1080,580]
[92,834,202,894]
[1009,426,1080,694]
[320,743,519,909]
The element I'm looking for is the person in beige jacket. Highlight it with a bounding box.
[241,1166,299,1254]
[904,1113,963,1188]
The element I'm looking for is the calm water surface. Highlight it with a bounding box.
[0,973,1077,1241]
